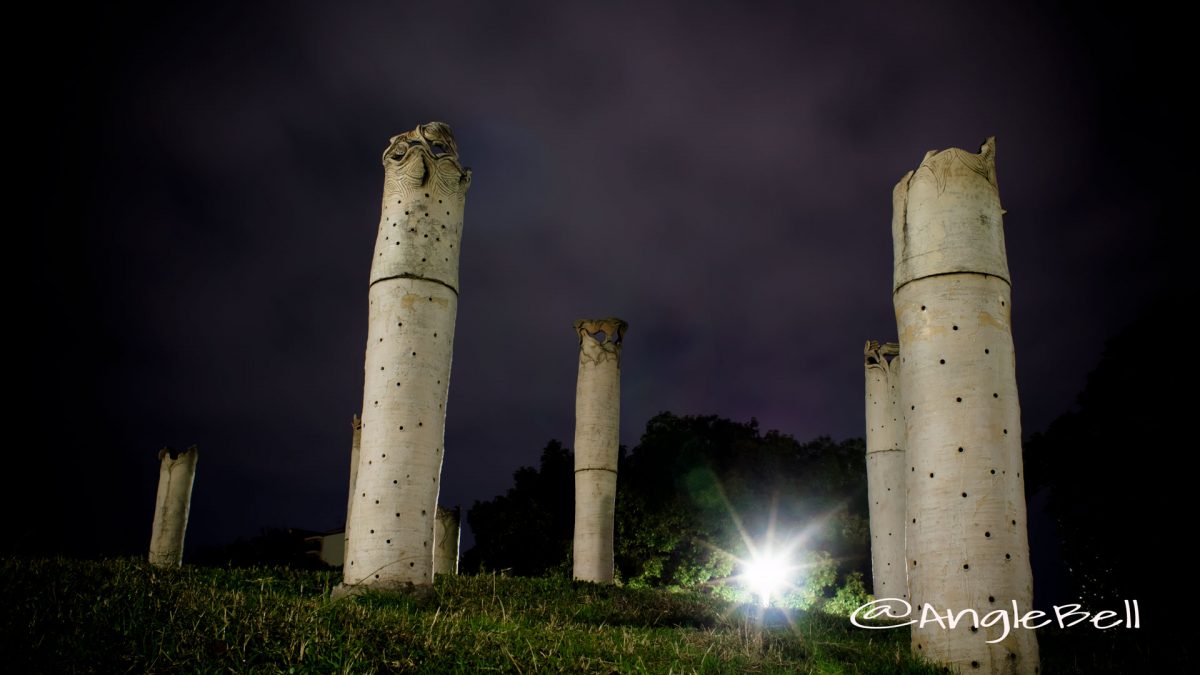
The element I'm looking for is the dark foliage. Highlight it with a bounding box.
[190,527,330,570]
[1025,292,1187,625]
[464,413,869,594]
[461,440,575,576]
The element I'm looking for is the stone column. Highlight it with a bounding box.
[344,413,362,556]
[571,317,627,583]
[893,138,1037,672]
[341,122,472,594]
[864,340,907,603]
[148,446,199,567]
[433,506,460,575]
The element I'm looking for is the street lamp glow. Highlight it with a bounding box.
[744,552,789,607]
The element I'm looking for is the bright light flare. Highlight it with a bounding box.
[743,552,791,607]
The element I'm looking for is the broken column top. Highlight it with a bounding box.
[891,137,1010,292]
[574,318,628,342]
[158,445,198,463]
[574,317,628,366]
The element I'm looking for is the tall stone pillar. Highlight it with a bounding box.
[571,317,627,583]
[893,138,1037,672]
[148,446,199,567]
[433,506,460,575]
[341,122,472,594]
[344,413,362,556]
[864,340,907,603]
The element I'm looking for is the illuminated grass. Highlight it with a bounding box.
[0,557,940,673]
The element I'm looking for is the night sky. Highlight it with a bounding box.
[13,0,1189,576]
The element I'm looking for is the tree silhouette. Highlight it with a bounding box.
[1025,292,1186,621]
[464,413,869,600]
[461,440,574,576]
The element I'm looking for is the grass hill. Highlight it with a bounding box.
[0,557,1183,673]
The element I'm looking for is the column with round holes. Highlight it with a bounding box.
[148,446,199,567]
[340,122,471,593]
[864,341,908,604]
[572,317,627,583]
[893,138,1038,673]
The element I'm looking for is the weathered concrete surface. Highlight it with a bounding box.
[893,137,1037,673]
[340,123,471,594]
[864,340,907,603]
[344,414,361,556]
[434,506,460,575]
[572,317,627,583]
[149,446,198,567]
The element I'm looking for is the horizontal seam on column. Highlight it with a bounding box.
[866,447,904,455]
[370,273,459,296]
[574,467,618,474]
[893,270,1011,294]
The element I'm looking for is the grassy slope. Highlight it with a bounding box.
[1,558,1188,673]
[1,558,939,674]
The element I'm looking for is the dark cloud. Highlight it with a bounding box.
[11,1,1188,560]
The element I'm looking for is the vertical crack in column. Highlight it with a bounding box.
[571,317,628,583]
[893,137,1038,673]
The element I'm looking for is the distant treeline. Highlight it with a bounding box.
[192,528,329,570]
[463,412,871,606]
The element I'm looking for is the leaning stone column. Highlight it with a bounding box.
[340,122,472,594]
[344,413,362,556]
[572,318,627,583]
[864,340,907,603]
[148,446,199,567]
[893,137,1037,673]
[433,506,460,575]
